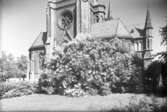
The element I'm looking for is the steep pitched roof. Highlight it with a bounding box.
[144,8,153,29]
[29,32,47,51]
[91,19,131,39]
[135,28,145,36]
[126,23,145,39]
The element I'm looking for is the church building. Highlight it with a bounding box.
[27,0,153,82]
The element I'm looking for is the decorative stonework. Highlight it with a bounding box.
[58,10,74,30]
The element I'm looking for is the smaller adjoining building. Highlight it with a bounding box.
[27,32,47,82]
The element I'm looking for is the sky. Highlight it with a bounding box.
[0,0,47,57]
[0,0,167,57]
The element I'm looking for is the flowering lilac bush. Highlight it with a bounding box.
[39,37,143,96]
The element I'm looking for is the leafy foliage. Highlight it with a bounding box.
[160,23,167,46]
[0,83,6,99]
[156,51,167,63]
[159,21,167,64]
[0,52,17,81]
[145,20,167,95]
[144,61,167,95]
[39,37,143,96]
[15,55,28,79]
[0,82,36,99]
[36,73,53,94]
[0,52,28,81]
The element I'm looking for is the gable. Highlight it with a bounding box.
[116,20,131,38]
[29,32,47,51]
[126,24,145,39]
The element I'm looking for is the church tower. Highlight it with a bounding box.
[142,7,153,69]
[91,0,106,23]
[45,0,91,59]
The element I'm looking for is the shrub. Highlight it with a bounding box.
[64,83,87,97]
[36,73,53,94]
[40,37,143,96]
[0,82,15,99]
[98,83,112,96]
[1,82,36,99]
[0,83,5,99]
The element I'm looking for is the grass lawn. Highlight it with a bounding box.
[0,94,166,111]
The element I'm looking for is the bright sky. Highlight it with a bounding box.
[0,0,167,57]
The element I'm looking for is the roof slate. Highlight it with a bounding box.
[29,32,47,51]
[91,19,131,39]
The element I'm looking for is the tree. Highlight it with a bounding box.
[160,21,167,63]
[143,22,167,95]
[160,21,167,89]
[161,23,167,46]
[16,55,28,80]
[0,52,28,81]
[0,52,17,81]
[0,51,8,81]
[6,54,18,79]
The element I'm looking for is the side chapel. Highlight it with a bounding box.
[27,0,154,81]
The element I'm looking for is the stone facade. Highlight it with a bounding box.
[27,0,153,81]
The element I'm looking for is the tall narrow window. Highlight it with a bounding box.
[146,39,148,50]
[134,43,137,51]
[141,42,143,51]
[138,42,141,51]
[147,39,150,50]
[150,39,152,50]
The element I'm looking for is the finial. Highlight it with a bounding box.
[144,0,153,29]
[107,0,113,20]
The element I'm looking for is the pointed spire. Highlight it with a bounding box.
[144,1,153,29]
[107,0,113,20]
